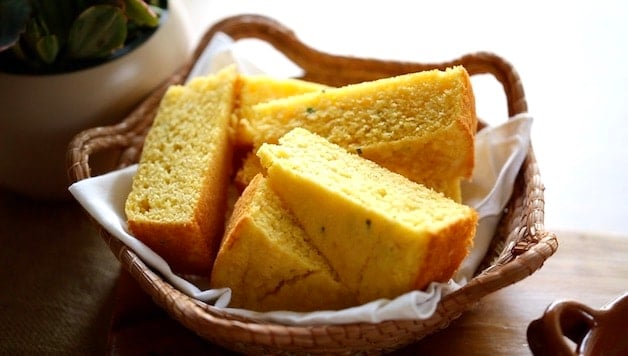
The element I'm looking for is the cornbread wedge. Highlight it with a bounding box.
[243,66,476,201]
[235,75,330,146]
[211,174,356,311]
[257,128,477,304]
[125,66,237,275]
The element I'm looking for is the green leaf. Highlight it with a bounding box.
[35,34,59,64]
[10,38,27,61]
[123,0,160,27]
[67,5,127,59]
[30,0,79,48]
[0,0,31,52]
[9,38,44,70]
[23,17,44,50]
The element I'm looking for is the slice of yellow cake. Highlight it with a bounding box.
[232,75,330,190]
[245,66,476,201]
[124,66,237,275]
[210,174,356,312]
[257,128,477,304]
[233,151,264,191]
[234,75,329,147]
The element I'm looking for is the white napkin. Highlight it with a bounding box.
[68,33,533,325]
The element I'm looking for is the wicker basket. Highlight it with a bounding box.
[67,14,558,355]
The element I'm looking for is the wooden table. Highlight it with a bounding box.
[106,229,628,355]
[1,188,626,354]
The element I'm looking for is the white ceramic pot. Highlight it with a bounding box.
[0,0,192,200]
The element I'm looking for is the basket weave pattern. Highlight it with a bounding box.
[67,14,558,354]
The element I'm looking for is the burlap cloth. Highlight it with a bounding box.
[0,188,236,354]
[0,189,119,355]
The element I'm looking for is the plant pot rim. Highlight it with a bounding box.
[0,0,173,77]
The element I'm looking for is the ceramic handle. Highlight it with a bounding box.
[527,300,598,356]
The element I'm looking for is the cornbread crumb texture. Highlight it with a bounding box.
[248,67,474,147]
[235,75,329,147]
[233,151,264,191]
[210,174,355,312]
[256,128,477,304]
[125,66,238,275]
[236,67,476,201]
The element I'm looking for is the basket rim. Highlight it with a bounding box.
[66,14,558,354]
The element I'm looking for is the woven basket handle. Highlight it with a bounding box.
[196,14,528,117]
[67,14,528,182]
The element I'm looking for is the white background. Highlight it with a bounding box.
[179,0,628,235]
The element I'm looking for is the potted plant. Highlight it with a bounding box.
[0,0,191,199]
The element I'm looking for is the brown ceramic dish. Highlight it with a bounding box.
[67,14,559,355]
[528,292,628,355]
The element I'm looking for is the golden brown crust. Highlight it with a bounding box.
[221,174,263,249]
[127,221,211,274]
[412,211,478,290]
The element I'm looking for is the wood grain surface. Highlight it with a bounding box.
[106,229,628,355]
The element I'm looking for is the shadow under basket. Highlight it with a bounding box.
[67,14,559,355]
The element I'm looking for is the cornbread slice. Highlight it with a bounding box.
[210,174,356,312]
[233,75,329,190]
[234,75,329,147]
[246,66,476,201]
[125,66,237,275]
[233,151,264,191]
[257,128,477,304]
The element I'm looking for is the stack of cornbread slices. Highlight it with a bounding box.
[124,65,478,311]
